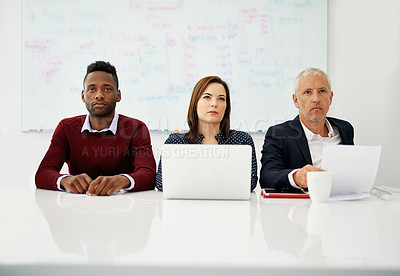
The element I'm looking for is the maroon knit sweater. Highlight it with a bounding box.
[35,115,156,191]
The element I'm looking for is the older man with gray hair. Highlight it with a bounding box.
[260,68,354,192]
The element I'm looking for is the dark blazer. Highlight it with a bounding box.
[259,115,354,192]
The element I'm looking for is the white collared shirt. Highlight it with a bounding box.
[81,113,119,134]
[288,119,342,189]
[57,113,135,191]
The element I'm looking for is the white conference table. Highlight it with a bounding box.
[0,188,399,276]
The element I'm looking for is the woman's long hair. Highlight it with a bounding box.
[185,76,231,144]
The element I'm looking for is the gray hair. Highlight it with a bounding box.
[294,68,331,96]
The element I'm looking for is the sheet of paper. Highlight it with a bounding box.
[374,185,400,193]
[321,145,381,197]
[329,193,371,201]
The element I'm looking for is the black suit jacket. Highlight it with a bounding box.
[259,115,354,192]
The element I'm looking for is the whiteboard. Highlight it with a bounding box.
[22,0,327,132]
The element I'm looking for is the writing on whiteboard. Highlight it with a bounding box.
[22,0,327,131]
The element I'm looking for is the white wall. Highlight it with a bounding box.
[1,0,399,189]
[327,0,400,188]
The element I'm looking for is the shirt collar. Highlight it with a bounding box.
[81,113,119,135]
[197,129,226,144]
[300,119,334,142]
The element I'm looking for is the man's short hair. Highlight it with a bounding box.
[294,67,331,96]
[84,61,119,89]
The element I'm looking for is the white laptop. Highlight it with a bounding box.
[321,145,382,200]
[161,144,252,200]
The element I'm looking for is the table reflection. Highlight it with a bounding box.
[158,193,257,263]
[260,198,383,262]
[307,200,380,260]
[306,201,380,259]
[34,189,156,263]
[259,199,323,261]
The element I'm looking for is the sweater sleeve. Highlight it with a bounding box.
[35,121,70,190]
[126,122,156,191]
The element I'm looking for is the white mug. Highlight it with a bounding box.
[307,171,332,202]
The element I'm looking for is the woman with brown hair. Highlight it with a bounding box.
[155,76,258,191]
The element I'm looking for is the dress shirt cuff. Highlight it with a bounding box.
[56,175,71,191]
[121,174,135,190]
[288,169,302,189]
